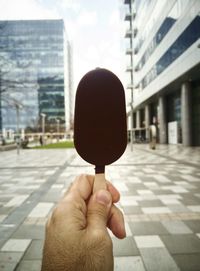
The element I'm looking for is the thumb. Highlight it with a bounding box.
[87,189,112,231]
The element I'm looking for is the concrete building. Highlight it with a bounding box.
[0,19,73,134]
[124,0,200,146]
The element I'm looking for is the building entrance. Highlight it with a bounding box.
[192,84,200,146]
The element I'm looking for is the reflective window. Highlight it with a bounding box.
[139,15,200,90]
[136,0,179,71]
[167,91,181,123]
[0,20,67,131]
[135,0,152,30]
[135,0,167,56]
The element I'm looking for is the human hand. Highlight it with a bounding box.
[41,174,126,271]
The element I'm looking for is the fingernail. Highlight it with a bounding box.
[95,190,111,206]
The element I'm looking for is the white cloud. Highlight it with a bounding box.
[73,39,124,89]
[0,0,60,20]
[60,0,81,12]
[77,10,97,26]
[109,9,120,27]
[0,0,127,95]
[84,45,99,62]
[64,19,78,40]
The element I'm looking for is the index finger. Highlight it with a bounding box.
[67,174,120,203]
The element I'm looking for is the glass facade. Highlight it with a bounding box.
[0,20,68,132]
[139,15,200,90]
[135,0,177,71]
[124,0,200,146]
[134,0,167,57]
[167,91,181,123]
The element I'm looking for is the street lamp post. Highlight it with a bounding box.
[130,104,134,152]
[16,104,20,155]
[40,113,46,145]
[0,70,2,134]
[56,119,60,142]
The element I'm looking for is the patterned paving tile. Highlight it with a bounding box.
[5,195,29,207]
[114,256,146,271]
[161,234,200,254]
[120,196,139,206]
[142,207,172,214]
[28,203,54,218]
[126,177,142,183]
[168,204,191,213]
[134,235,165,248]
[0,262,18,271]
[173,254,200,271]
[183,220,200,233]
[154,175,172,183]
[157,195,183,204]
[139,199,164,207]
[11,225,45,240]
[112,237,139,256]
[144,182,159,188]
[182,175,200,182]
[161,198,181,205]
[23,240,43,260]
[140,247,180,271]
[187,205,200,212]
[15,260,41,271]
[0,252,23,262]
[195,193,200,198]
[122,206,142,215]
[0,146,200,270]
[1,239,31,252]
[161,220,193,234]
[137,190,154,195]
[0,215,7,223]
[163,186,189,193]
[129,221,168,235]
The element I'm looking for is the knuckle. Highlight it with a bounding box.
[88,206,107,221]
[87,229,112,252]
[50,192,86,224]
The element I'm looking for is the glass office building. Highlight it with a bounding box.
[124,0,200,146]
[0,19,72,133]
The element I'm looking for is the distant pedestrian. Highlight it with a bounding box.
[21,136,29,149]
[39,135,43,146]
[149,124,157,150]
[1,137,6,146]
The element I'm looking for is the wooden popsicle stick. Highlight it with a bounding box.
[93,173,107,193]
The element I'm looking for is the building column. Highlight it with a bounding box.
[158,96,167,144]
[181,82,192,146]
[145,104,150,141]
[136,110,141,129]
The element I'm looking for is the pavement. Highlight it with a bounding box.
[0,144,200,271]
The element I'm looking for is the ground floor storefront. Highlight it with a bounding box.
[128,80,200,146]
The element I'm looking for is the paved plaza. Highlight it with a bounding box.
[0,144,200,271]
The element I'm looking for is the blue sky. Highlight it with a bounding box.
[0,0,126,90]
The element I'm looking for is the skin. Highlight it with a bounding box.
[41,174,126,271]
